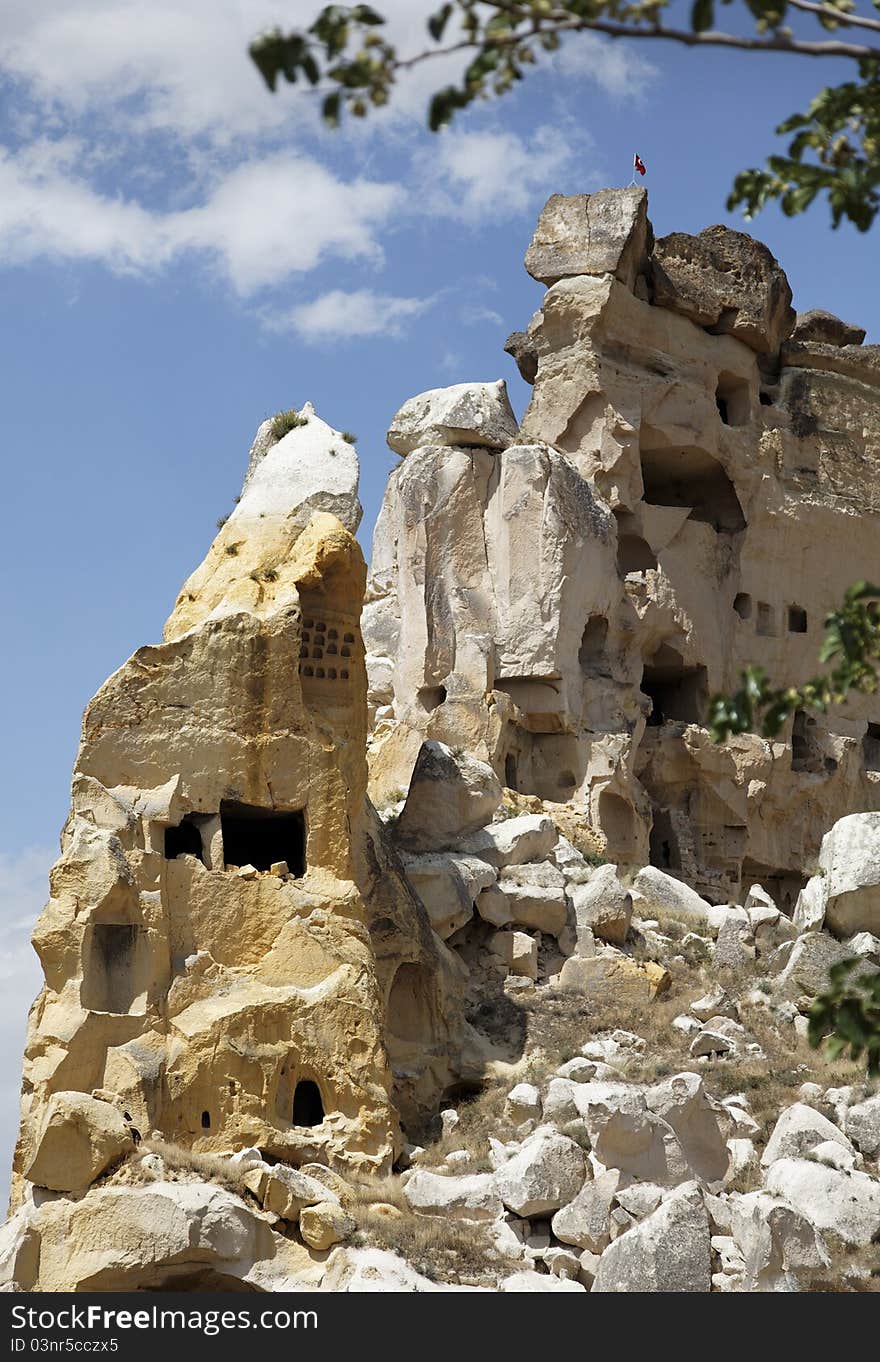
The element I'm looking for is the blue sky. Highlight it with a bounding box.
[0,1,877,1189]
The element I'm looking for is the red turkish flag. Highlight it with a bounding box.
[634,153,646,176]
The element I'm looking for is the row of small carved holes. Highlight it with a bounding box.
[300,619,356,682]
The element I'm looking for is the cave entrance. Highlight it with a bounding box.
[579,615,609,673]
[617,534,658,577]
[164,816,205,863]
[715,373,751,427]
[291,1080,324,1128]
[641,647,708,726]
[640,445,746,533]
[649,808,680,872]
[598,790,638,860]
[504,752,519,791]
[791,710,823,774]
[220,802,306,876]
[863,723,880,771]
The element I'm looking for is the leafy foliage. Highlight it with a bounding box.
[708,582,880,741]
[729,61,880,231]
[808,958,880,1075]
[250,1,880,229]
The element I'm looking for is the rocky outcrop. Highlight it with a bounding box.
[364,187,880,910]
[11,406,473,1222]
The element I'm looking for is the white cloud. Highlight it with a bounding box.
[0,847,51,1205]
[461,304,504,327]
[276,288,437,342]
[0,145,401,292]
[428,124,592,223]
[553,30,658,98]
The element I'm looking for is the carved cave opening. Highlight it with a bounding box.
[715,373,751,427]
[640,445,746,534]
[791,710,825,774]
[617,534,658,577]
[733,592,752,620]
[598,790,638,860]
[641,648,708,726]
[788,604,808,634]
[220,801,306,876]
[579,615,609,673]
[387,962,434,1047]
[164,816,205,863]
[292,1080,325,1128]
[863,723,880,771]
[649,807,681,872]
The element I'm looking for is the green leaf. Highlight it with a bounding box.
[322,91,342,127]
[691,0,715,32]
[428,3,454,41]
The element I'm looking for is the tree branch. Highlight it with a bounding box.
[394,17,878,69]
[786,0,880,34]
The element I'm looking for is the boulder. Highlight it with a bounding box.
[551,1169,618,1252]
[504,329,540,384]
[494,1128,587,1216]
[403,1170,502,1221]
[395,742,502,851]
[764,1158,880,1246]
[32,1182,274,1291]
[500,1270,585,1292]
[760,1102,854,1169]
[592,1182,711,1292]
[460,815,558,869]
[644,1072,729,1184]
[387,380,518,456]
[401,850,495,939]
[25,1092,132,1194]
[632,867,743,937]
[243,1163,334,1221]
[844,1094,880,1158]
[525,187,651,290]
[794,874,827,932]
[792,309,866,348]
[498,878,568,935]
[475,883,511,927]
[730,1191,831,1291]
[651,224,795,354]
[570,864,632,946]
[776,930,867,998]
[322,1247,451,1292]
[506,1083,542,1123]
[489,929,538,980]
[690,986,737,1022]
[558,951,669,1003]
[814,812,880,938]
[299,1201,356,1251]
[572,1083,674,1182]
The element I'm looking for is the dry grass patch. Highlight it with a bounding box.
[346,1175,512,1286]
[109,1139,248,1195]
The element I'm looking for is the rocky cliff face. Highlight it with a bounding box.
[365,187,880,908]
[10,406,473,1219]
[4,189,880,1295]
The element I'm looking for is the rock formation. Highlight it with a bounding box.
[4,189,880,1296]
[365,187,880,909]
[10,405,474,1220]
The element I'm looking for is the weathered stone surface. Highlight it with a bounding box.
[401,850,495,939]
[644,1072,729,1184]
[494,1128,587,1216]
[498,877,568,935]
[25,1092,131,1193]
[845,1094,880,1158]
[299,1201,356,1251]
[402,1169,502,1221]
[558,951,669,1004]
[570,864,632,946]
[776,930,865,998]
[387,380,518,456]
[489,929,538,980]
[760,1102,853,1169]
[792,309,866,348]
[395,741,502,851]
[525,187,651,289]
[652,224,795,354]
[764,1158,880,1246]
[12,407,471,1224]
[504,329,539,384]
[460,816,558,869]
[730,1191,830,1291]
[814,812,880,938]
[551,1169,618,1252]
[592,1182,711,1292]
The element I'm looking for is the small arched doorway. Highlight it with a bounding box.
[291,1079,324,1127]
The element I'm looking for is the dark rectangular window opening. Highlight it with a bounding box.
[220,801,306,876]
[863,723,880,772]
[787,604,808,634]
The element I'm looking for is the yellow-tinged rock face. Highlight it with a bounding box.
[11,409,469,1215]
